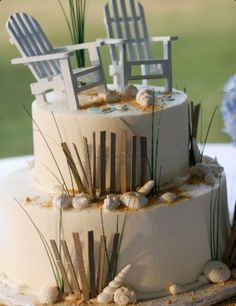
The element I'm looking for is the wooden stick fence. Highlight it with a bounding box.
[50,230,123,300]
[61,130,148,197]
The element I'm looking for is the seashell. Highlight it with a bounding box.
[97,264,131,304]
[103,194,120,210]
[204,173,217,186]
[138,180,155,195]
[98,89,119,103]
[114,287,137,306]
[159,192,177,203]
[38,286,59,304]
[123,85,138,98]
[136,89,154,107]
[52,193,71,209]
[190,162,210,178]
[203,260,231,283]
[208,164,224,177]
[202,155,217,165]
[120,192,148,209]
[72,192,90,210]
[192,138,201,163]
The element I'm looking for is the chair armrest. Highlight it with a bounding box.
[11,51,73,65]
[60,41,101,52]
[97,38,127,46]
[150,36,178,43]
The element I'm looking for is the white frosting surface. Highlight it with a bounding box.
[0,167,230,295]
[32,86,189,191]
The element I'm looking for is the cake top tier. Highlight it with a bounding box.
[39,85,187,118]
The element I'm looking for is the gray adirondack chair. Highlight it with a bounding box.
[6,12,107,110]
[104,0,177,92]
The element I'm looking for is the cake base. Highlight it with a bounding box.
[0,281,236,306]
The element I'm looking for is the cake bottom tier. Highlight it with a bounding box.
[0,166,231,297]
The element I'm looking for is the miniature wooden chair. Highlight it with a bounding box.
[104,0,177,92]
[6,12,107,110]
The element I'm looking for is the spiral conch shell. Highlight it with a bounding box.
[52,193,71,209]
[203,260,231,283]
[97,264,131,304]
[138,180,155,195]
[72,192,90,210]
[103,194,120,210]
[114,286,137,305]
[123,84,138,98]
[38,286,59,304]
[136,89,154,107]
[120,192,148,209]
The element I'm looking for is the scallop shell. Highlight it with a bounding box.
[203,260,231,283]
[123,85,138,98]
[190,162,210,178]
[138,180,155,195]
[97,264,131,304]
[136,89,154,107]
[72,192,90,210]
[114,287,137,306]
[103,194,120,210]
[204,173,217,186]
[52,193,71,209]
[159,192,177,203]
[38,286,59,304]
[120,192,148,209]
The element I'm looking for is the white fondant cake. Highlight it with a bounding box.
[0,84,232,306]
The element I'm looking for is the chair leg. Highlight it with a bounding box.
[35,93,47,104]
[59,58,80,110]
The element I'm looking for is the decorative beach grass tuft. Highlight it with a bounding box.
[58,0,87,68]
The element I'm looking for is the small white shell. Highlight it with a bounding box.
[204,173,217,186]
[103,194,120,210]
[38,286,59,304]
[136,89,154,107]
[123,85,138,98]
[159,192,177,203]
[138,180,155,195]
[190,162,210,178]
[97,264,131,304]
[203,260,231,283]
[114,287,137,306]
[120,192,148,209]
[52,193,71,209]
[72,192,90,210]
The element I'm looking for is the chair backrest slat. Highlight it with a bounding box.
[104,4,119,63]
[119,0,135,59]
[104,0,153,63]
[6,12,60,80]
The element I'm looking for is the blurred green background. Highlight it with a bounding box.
[0,0,235,157]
